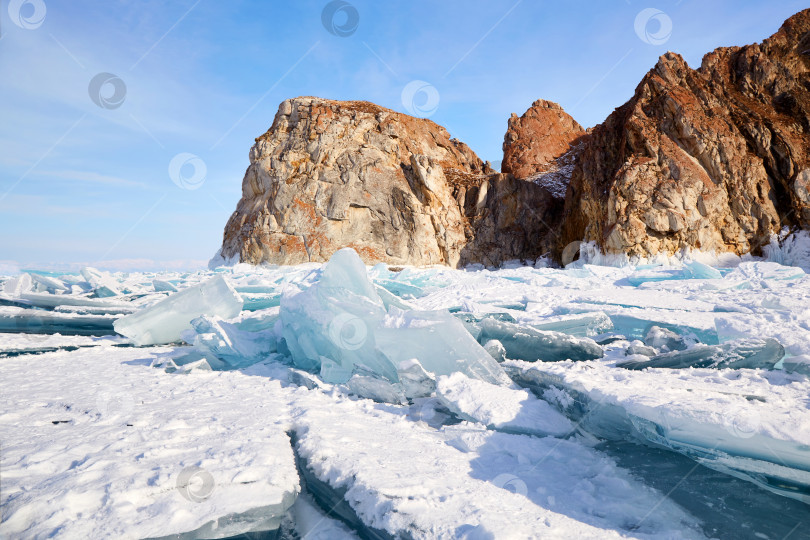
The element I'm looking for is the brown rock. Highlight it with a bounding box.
[219,97,554,267]
[557,9,810,259]
[502,99,587,180]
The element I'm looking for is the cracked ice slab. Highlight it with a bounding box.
[507,360,810,504]
[435,372,574,437]
[0,347,299,539]
[290,389,705,539]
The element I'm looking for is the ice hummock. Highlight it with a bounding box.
[280,248,509,385]
[617,338,785,370]
[471,316,604,362]
[80,266,122,297]
[114,275,243,345]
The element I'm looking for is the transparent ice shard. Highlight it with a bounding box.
[683,261,723,280]
[2,273,33,297]
[114,275,243,346]
[476,318,603,362]
[29,273,69,293]
[396,359,436,399]
[375,307,511,385]
[80,267,121,297]
[281,249,508,385]
[617,338,785,370]
[152,279,178,292]
[182,315,277,368]
[345,374,407,404]
[436,372,574,437]
[532,311,613,337]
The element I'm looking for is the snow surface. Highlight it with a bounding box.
[2,251,810,538]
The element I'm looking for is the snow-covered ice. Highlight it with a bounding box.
[1,249,810,538]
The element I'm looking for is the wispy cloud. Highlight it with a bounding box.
[34,169,149,189]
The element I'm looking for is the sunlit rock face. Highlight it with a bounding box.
[219,96,564,268]
[557,9,810,259]
[220,97,491,267]
[220,9,810,267]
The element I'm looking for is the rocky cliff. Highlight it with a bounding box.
[220,97,489,266]
[220,9,810,267]
[556,9,810,259]
[219,97,554,267]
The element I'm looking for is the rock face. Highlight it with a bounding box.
[502,99,586,180]
[558,9,810,258]
[220,9,810,268]
[220,97,491,267]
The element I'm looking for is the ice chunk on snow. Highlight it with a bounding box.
[436,372,574,437]
[80,267,121,297]
[532,311,613,337]
[617,338,785,370]
[644,325,690,352]
[483,339,506,362]
[2,273,32,297]
[152,278,178,292]
[475,317,603,362]
[29,272,69,293]
[114,275,243,345]
[396,359,436,398]
[281,248,509,385]
[683,261,722,280]
[182,315,277,368]
[345,374,407,404]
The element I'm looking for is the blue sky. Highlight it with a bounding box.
[0,0,803,271]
